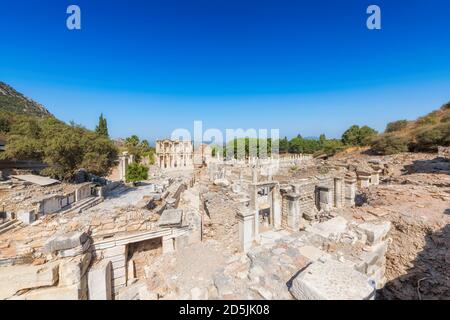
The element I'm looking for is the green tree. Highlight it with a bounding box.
[95,113,109,137]
[125,135,156,162]
[279,137,289,153]
[342,125,378,146]
[342,125,361,146]
[1,115,118,179]
[126,162,149,183]
[359,126,378,145]
[319,134,326,146]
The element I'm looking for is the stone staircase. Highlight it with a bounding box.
[61,196,104,214]
[0,219,22,235]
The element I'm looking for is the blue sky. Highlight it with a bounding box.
[1,0,449,143]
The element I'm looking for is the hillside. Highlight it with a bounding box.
[371,103,450,154]
[0,82,52,117]
[0,82,118,180]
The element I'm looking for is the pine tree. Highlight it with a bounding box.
[95,113,109,137]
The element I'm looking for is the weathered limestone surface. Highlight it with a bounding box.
[0,262,59,299]
[88,260,112,300]
[43,231,88,253]
[298,246,330,262]
[16,210,35,225]
[214,178,230,187]
[158,209,183,227]
[358,221,391,245]
[115,281,157,300]
[237,207,255,252]
[306,216,348,239]
[289,260,375,300]
[162,236,175,254]
[12,283,87,300]
[59,253,92,286]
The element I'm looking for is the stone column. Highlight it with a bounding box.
[357,172,371,188]
[371,170,381,186]
[344,176,357,207]
[285,193,301,231]
[334,178,343,208]
[249,184,260,242]
[252,167,258,184]
[236,207,255,252]
[272,187,282,230]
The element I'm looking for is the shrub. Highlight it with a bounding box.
[370,135,409,155]
[415,123,450,151]
[321,139,345,156]
[0,114,11,133]
[385,120,408,133]
[126,163,149,183]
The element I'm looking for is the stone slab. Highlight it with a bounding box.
[12,284,86,300]
[158,209,183,227]
[306,216,348,239]
[357,221,391,245]
[298,246,330,262]
[43,232,88,253]
[11,175,60,186]
[289,259,375,300]
[0,262,59,299]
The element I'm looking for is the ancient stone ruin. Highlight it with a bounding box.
[1,144,448,300]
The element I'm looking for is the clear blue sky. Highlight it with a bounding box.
[1,0,449,143]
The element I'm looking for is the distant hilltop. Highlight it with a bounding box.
[0,82,52,117]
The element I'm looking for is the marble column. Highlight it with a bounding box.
[286,193,301,231]
[272,187,282,230]
[345,176,357,207]
[334,178,344,208]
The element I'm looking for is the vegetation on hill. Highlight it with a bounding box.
[371,102,450,155]
[0,114,118,179]
[0,82,52,117]
[213,134,346,158]
[0,83,118,180]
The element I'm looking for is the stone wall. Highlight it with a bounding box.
[438,146,450,159]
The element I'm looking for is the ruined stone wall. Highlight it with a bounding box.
[293,180,317,219]
[438,146,450,159]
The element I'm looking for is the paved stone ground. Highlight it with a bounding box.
[130,225,369,300]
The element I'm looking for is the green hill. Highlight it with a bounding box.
[371,102,450,154]
[0,82,118,180]
[0,82,52,117]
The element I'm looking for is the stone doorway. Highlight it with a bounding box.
[250,182,282,241]
[126,238,163,281]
